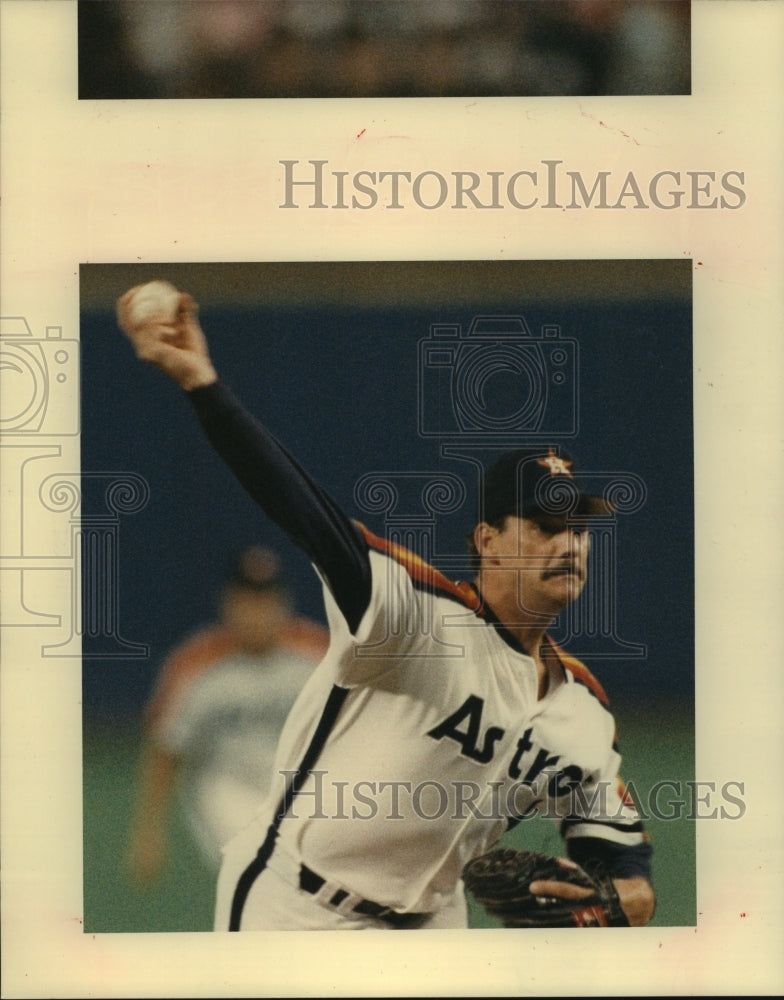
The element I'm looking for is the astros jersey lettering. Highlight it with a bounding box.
[259,532,643,914]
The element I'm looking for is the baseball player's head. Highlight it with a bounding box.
[220,545,294,652]
[471,447,612,621]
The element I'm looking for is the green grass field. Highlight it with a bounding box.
[83,700,695,933]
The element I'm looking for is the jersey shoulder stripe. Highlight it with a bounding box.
[550,640,610,708]
[355,521,482,612]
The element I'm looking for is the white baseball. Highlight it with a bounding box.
[127,280,181,325]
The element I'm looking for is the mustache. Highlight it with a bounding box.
[541,562,584,580]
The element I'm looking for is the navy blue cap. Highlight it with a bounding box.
[480,447,613,523]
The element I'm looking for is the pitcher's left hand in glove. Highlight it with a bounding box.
[462,847,629,927]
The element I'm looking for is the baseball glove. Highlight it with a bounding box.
[462,847,629,928]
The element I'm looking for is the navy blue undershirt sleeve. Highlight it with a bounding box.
[187,380,372,634]
[566,837,653,882]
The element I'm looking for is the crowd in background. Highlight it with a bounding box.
[79,0,691,99]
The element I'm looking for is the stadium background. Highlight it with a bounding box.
[78,0,691,100]
[80,259,695,931]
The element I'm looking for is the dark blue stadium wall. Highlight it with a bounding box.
[81,294,693,722]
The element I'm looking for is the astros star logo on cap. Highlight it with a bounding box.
[537,448,574,477]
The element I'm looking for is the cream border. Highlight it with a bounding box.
[1,1,782,996]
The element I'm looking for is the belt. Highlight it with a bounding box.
[298,864,427,929]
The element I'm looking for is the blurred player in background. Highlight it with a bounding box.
[126,545,328,882]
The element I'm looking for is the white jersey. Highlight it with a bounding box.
[229,529,645,914]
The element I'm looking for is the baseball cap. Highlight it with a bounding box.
[225,545,286,591]
[479,446,613,523]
